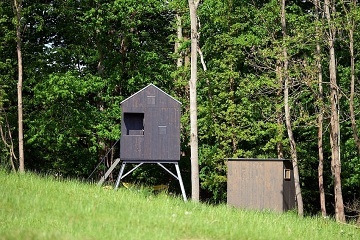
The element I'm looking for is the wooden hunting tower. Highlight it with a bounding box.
[96,84,186,201]
[227,158,295,212]
[120,84,181,161]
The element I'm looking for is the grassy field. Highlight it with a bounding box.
[0,170,359,240]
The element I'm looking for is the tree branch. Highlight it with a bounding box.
[197,47,207,71]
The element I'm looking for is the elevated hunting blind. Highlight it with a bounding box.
[120,84,181,161]
[97,84,187,201]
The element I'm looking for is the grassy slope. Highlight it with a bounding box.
[0,170,359,240]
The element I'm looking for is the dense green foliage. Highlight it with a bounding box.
[1,170,359,239]
[1,0,360,217]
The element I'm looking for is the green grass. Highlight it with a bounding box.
[0,170,359,240]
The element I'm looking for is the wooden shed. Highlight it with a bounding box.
[120,84,181,161]
[227,158,295,212]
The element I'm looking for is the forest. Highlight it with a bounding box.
[1,0,360,222]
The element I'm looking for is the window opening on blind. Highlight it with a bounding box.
[124,113,144,135]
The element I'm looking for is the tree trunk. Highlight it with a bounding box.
[324,0,345,223]
[188,0,200,202]
[0,112,17,172]
[276,62,284,159]
[175,13,184,68]
[229,65,237,152]
[281,0,304,216]
[314,0,327,217]
[276,113,284,159]
[14,0,24,173]
[347,1,360,155]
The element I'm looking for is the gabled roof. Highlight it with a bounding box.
[120,83,182,105]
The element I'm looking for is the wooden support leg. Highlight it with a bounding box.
[97,158,121,186]
[114,162,126,190]
[175,163,187,201]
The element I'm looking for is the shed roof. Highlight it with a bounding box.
[226,158,291,162]
[120,84,182,105]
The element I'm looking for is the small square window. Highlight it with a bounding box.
[147,96,155,105]
[158,126,167,135]
[284,169,291,180]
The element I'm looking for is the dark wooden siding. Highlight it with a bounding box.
[227,159,295,212]
[282,160,296,211]
[121,85,180,110]
[120,136,144,160]
[120,84,181,161]
[144,107,180,161]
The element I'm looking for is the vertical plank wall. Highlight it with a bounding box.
[227,159,295,212]
[120,84,181,161]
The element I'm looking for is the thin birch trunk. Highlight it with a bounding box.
[175,13,184,68]
[276,62,284,159]
[314,0,327,217]
[188,0,200,202]
[346,0,360,154]
[0,111,17,172]
[14,0,24,173]
[324,0,346,223]
[281,0,304,216]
